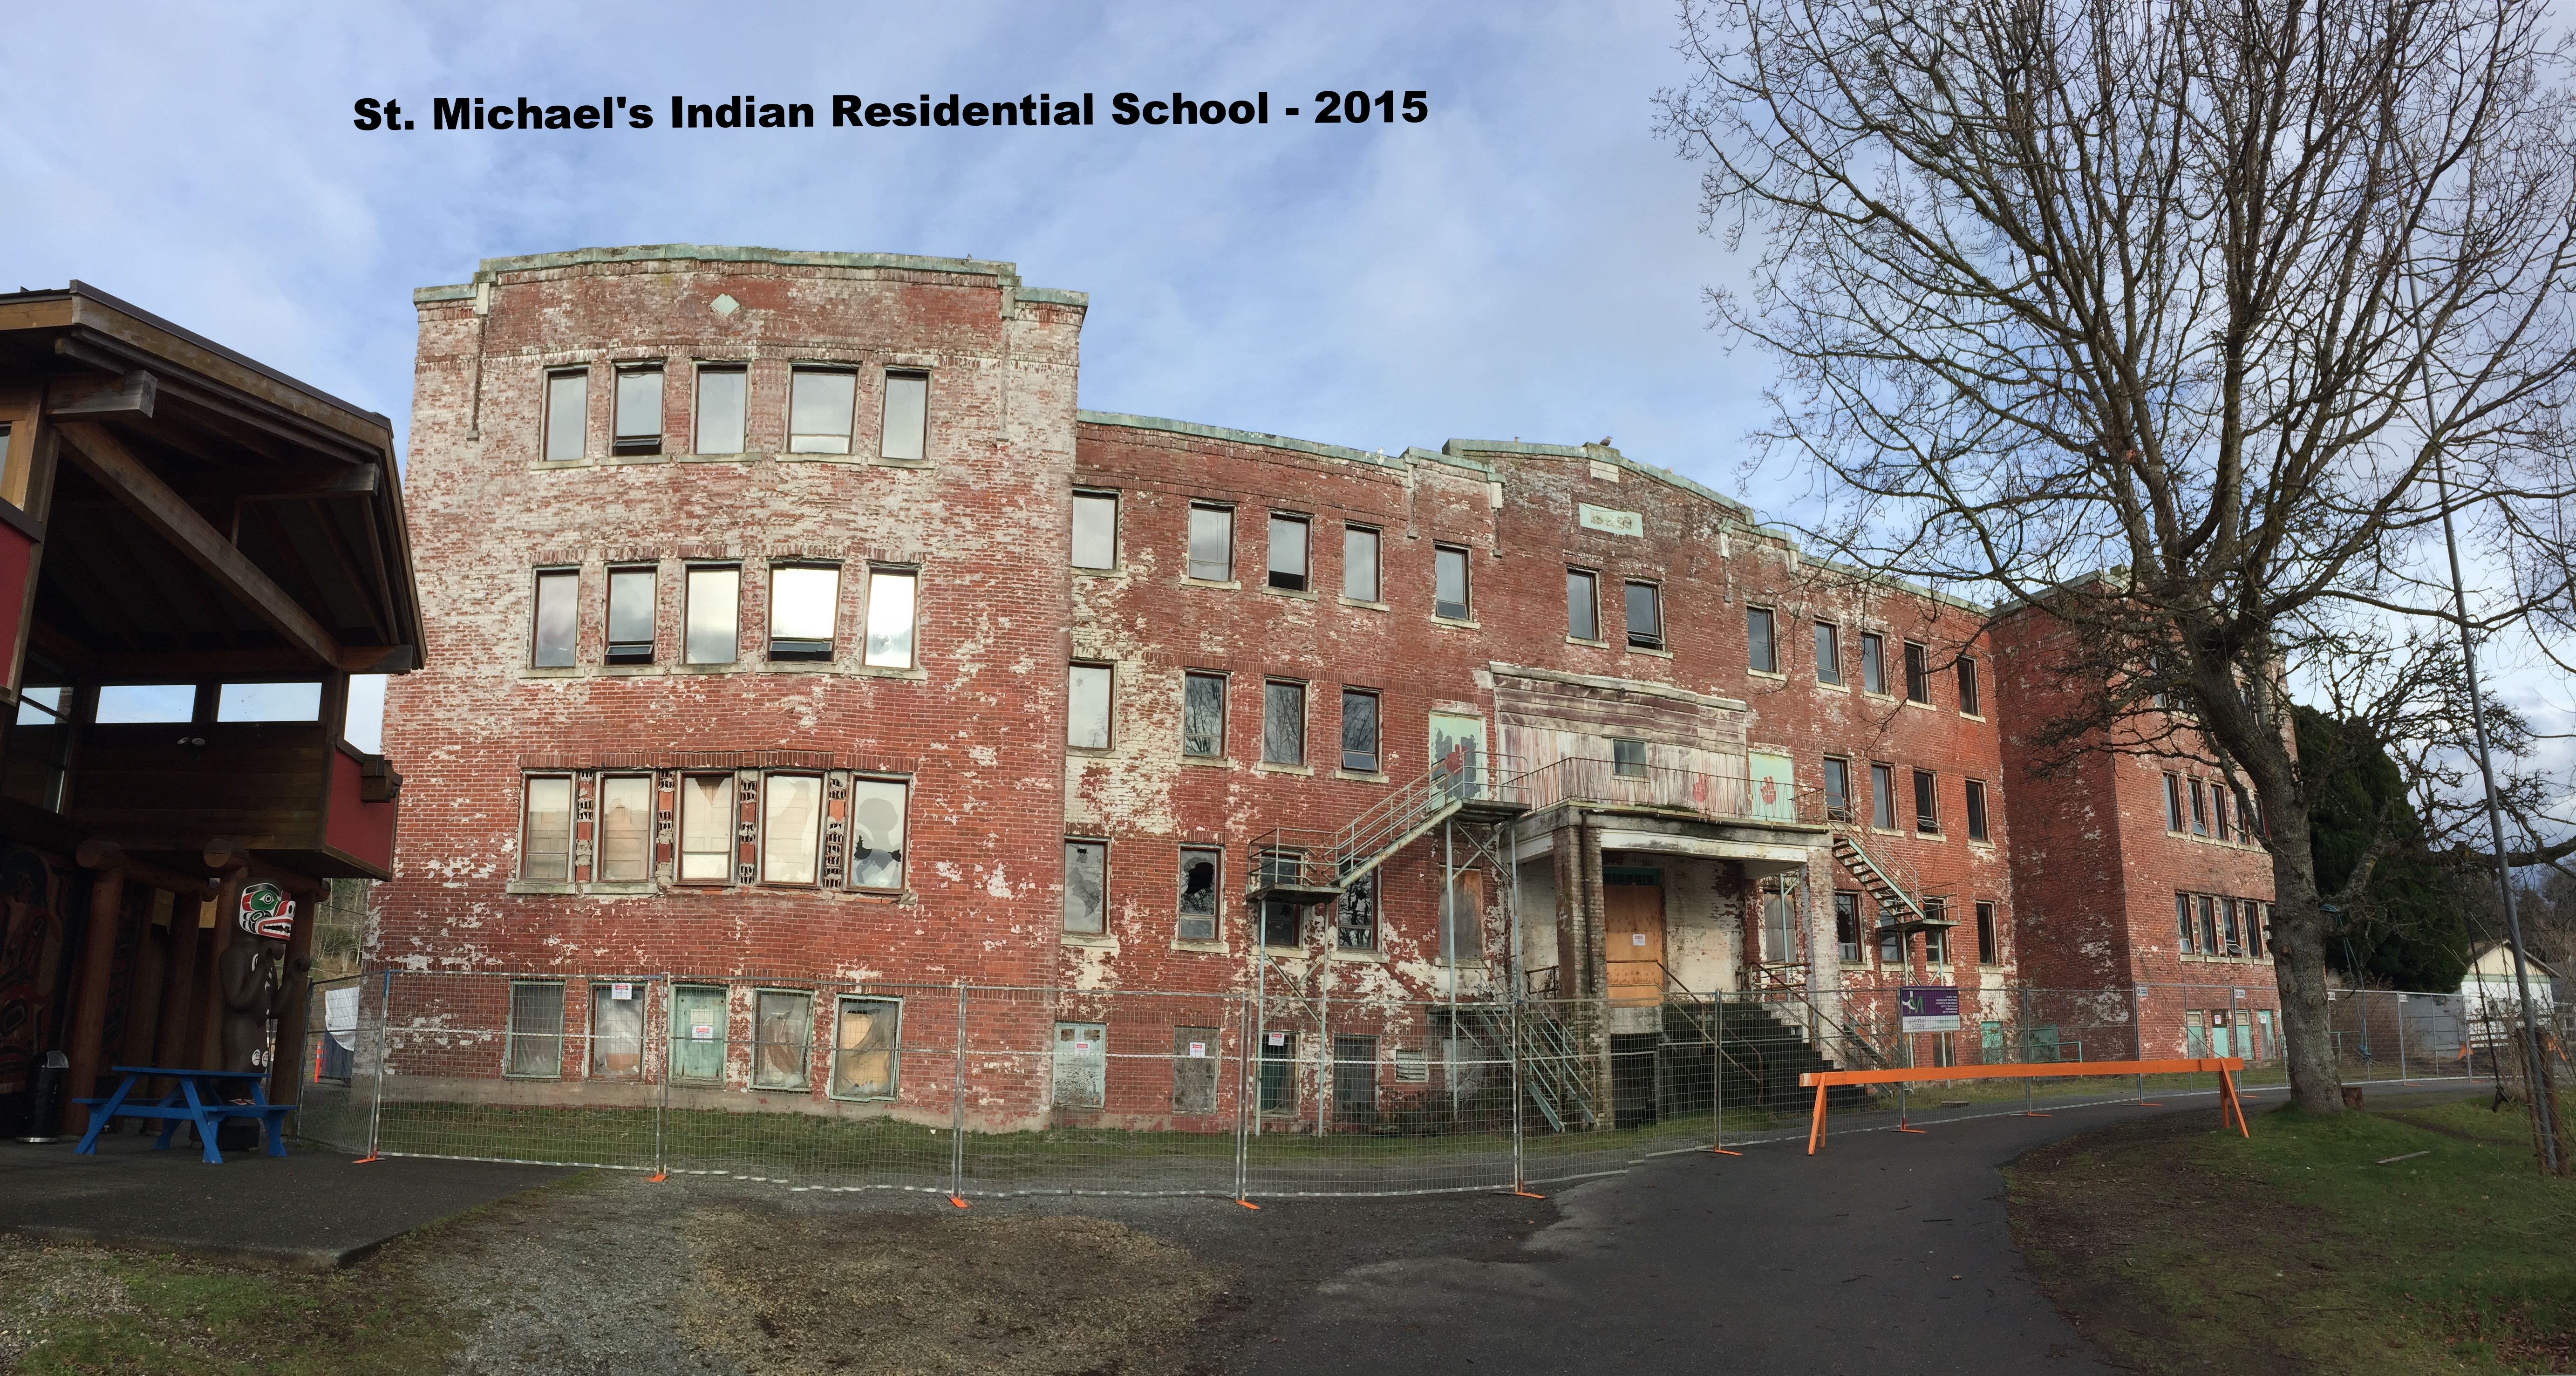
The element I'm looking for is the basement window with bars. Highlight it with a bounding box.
[613,365,663,454]
[596,775,653,881]
[694,365,746,455]
[1178,846,1222,941]
[505,981,566,1078]
[679,774,736,883]
[1268,514,1310,592]
[606,567,655,664]
[521,776,573,882]
[788,367,856,453]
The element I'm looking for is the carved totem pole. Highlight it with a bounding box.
[218,881,305,1096]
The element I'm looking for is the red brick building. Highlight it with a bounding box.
[376,244,2256,1127]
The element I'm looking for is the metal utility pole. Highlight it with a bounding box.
[2433,454,2561,1172]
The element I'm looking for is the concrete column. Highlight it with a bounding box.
[58,863,125,1134]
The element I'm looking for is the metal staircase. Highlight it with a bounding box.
[1453,1001,1601,1131]
[1830,831,1953,940]
[1247,756,1533,905]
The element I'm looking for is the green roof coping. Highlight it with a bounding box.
[465,244,1024,285]
[1014,286,1089,307]
[1074,411,1400,468]
[414,284,476,304]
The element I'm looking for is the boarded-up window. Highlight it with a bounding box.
[597,775,652,881]
[1262,681,1305,766]
[832,997,900,1100]
[680,774,734,882]
[590,982,644,1078]
[752,990,812,1090]
[522,777,572,881]
[1054,1022,1105,1109]
[849,778,907,890]
[1177,847,1221,941]
[669,985,725,1083]
[1172,1027,1220,1115]
[505,981,564,1077]
[1064,840,1106,933]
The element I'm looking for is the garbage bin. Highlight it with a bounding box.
[16,1049,68,1143]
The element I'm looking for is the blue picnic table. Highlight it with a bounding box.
[73,1066,296,1165]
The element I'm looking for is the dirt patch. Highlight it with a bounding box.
[681,1210,1221,1376]
[0,1241,136,1370]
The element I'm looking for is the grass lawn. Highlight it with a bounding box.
[2008,1091,2575,1374]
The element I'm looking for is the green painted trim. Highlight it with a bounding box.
[413,284,476,304]
[1074,410,1400,468]
[468,243,1023,284]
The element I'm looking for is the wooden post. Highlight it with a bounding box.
[152,892,206,1077]
[192,868,246,1069]
[59,852,126,1134]
[266,882,323,1107]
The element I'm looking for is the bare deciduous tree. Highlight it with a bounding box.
[1660,0,2576,1111]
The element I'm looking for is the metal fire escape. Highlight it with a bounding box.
[1829,831,1954,943]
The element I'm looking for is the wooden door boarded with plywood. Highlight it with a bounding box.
[1604,874,1666,1006]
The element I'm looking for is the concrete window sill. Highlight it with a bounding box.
[1337,598,1390,612]
[1627,645,1676,659]
[1058,932,1118,950]
[1180,755,1233,769]
[1181,577,1242,591]
[1260,585,1320,601]
[1330,947,1388,963]
[1172,939,1231,955]
[1333,770,1388,784]
[1254,763,1315,777]
[1430,617,1481,630]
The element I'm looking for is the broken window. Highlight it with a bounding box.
[1903,641,1931,703]
[1068,663,1113,749]
[2176,893,2197,954]
[848,778,908,890]
[1188,504,1233,580]
[606,567,655,664]
[2222,899,2244,956]
[2189,778,2209,835]
[762,774,823,884]
[879,370,928,460]
[1178,846,1222,941]
[505,981,565,1078]
[613,365,663,454]
[1433,544,1471,620]
[544,369,587,462]
[1336,872,1378,950]
[1957,657,1981,715]
[1823,756,1852,820]
[597,775,653,881]
[1835,891,1861,962]
[1913,769,1939,833]
[679,774,736,882]
[2213,789,2233,841]
[1172,1027,1220,1115]
[1262,680,1305,766]
[1340,689,1380,772]
[1870,762,1897,829]
[684,566,740,665]
[768,565,839,662]
[1258,851,1303,947]
[752,990,813,1090]
[788,367,856,453]
[1625,581,1663,649]
[668,985,725,1083]
[2198,895,2220,954]
[2232,783,2255,842]
[1976,900,1999,965]
[1747,606,1778,673]
[1268,514,1310,592]
[2250,903,2269,958]
[831,996,900,1100]
[1923,900,1948,964]
[1964,779,1990,842]
[1612,738,1648,778]
[590,981,645,1077]
[215,681,321,722]
[1071,490,1118,570]
[1815,623,1842,684]
[533,569,578,667]
[1343,525,1381,602]
[1567,569,1600,640]
[1063,839,1107,933]
[1860,632,1887,694]
[693,365,746,455]
[1332,1035,1378,1119]
[522,776,573,882]
[862,568,917,669]
[1054,1022,1107,1109]
[1182,672,1227,757]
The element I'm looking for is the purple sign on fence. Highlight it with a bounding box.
[1899,985,1961,1033]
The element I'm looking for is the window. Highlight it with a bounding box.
[1612,738,1649,778]
[1181,1030,1236,1112]
[1262,680,1306,766]
[505,981,565,1077]
[1182,672,1226,757]
[1834,891,1861,962]
[1870,762,1897,829]
[1823,757,1852,819]
[2163,773,2186,832]
[2232,783,2255,842]
[684,566,740,665]
[2213,789,2232,842]
[6,684,72,811]
[597,775,653,881]
[1187,504,1233,580]
[788,368,856,453]
[1903,641,1931,703]
[1625,582,1663,649]
[1071,490,1118,570]
[2176,893,2197,953]
[1860,632,1887,694]
[1340,688,1380,772]
[768,565,839,661]
[1343,525,1382,602]
[1433,544,1471,620]
[879,370,928,460]
[1336,872,1378,950]
[1268,514,1310,592]
[2222,898,2244,956]
[1761,884,1794,970]
[1964,779,1990,842]
[752,990,812,1090]
[1068,663,1113,749]
[1957,657,1980,715]
[863,568,917,668]
[1923,900,1948,964]
[668,986,725,1083]
[613,365,662,454]
[606,567,655,664]
[1260,1030,1297,1113]
[1063,840,1107,933]
[1567,569,1600,640]
[1913,769,1938,834]
[2189,779,2209,836]
[532,569,578,667]
[848,778,908,890]
[543,369,586,462]
[522,776,573,881]
[762,774,822,884]
[1333,1034,1379,1117]
[590,982,644,1077]
[1976,901,1999,965]
[215,681,322,722]
[1258,851,1304,947]
[831,997,900,1100]
[679,774,735,882]
[1747,606,1778,673]
[2198,894,2219,954]
[1178,847,1222,941]
[2249,904,2269,958]
[95,684,193,723]
[1878,913,1903,966]
[693,365,746,455]
[1815,623,1842,684]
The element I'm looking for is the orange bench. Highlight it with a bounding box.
[1796,1057,2249,1153]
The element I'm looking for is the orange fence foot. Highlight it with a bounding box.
[1237,1199,1263,1210]
[2019,1111,2053,1118]
[645,1172,668,1183]
[2136,1100,2165,1107]
[1710,1147,1743,1157]
[947,1195,970,1209]
[351,1155,380,1165]
[1896,1126,1929,1134]
[1511,1188,1547,1199]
